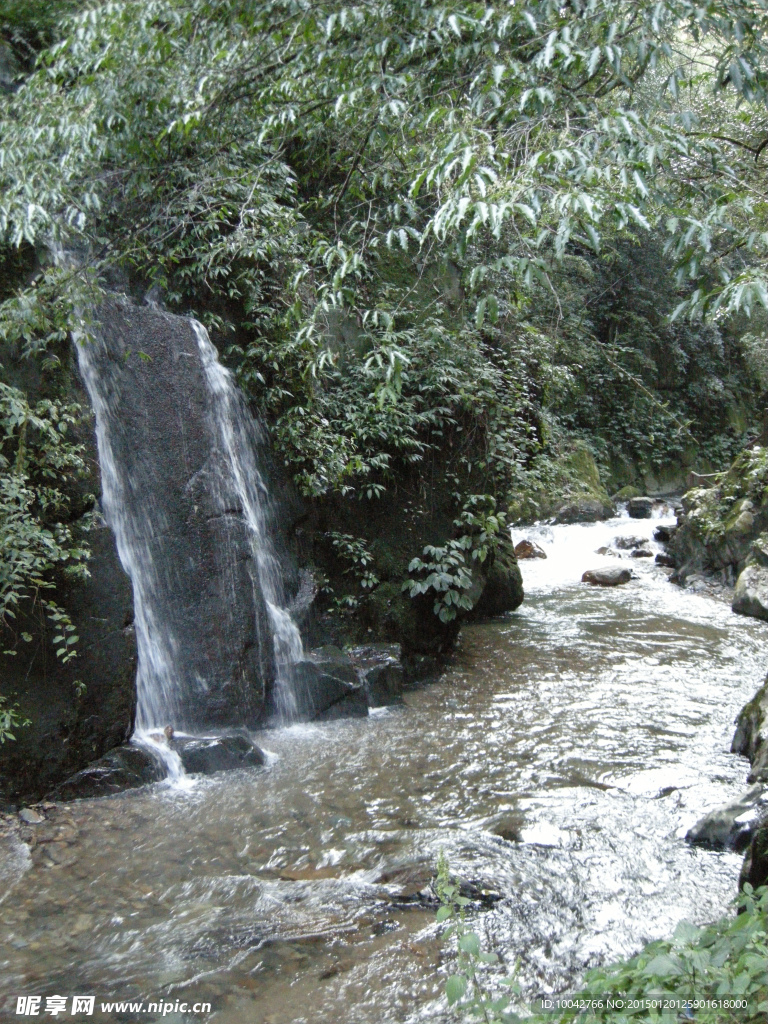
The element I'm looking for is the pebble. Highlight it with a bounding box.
[19,808,45,824]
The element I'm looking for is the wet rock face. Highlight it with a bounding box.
[277,648,369,721]
[82,299,276,730]
[685,786,767,852]
[48,745,165,801]
[732,564,768,622]
[628,496,654,519]
[581,567,632,586]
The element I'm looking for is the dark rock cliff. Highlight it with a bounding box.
[0,339,137,808]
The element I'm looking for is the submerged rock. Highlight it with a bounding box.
[732,564,768,622]
[514,539,547,559]
[581,567,632,586]
[49,745,165,800]
[628,496,654,519]
[655,552,676,567]
[685,785,768,852]
[172,734,265,774]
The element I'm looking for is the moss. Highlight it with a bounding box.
[681,447,768,541]
[508,440,612,524]
[613,485,643,500]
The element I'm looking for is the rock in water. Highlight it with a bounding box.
[685,785,768,851]
[514,539,547,560]
[613,535,646,550]
[275,648,368,721]
[631,548,653,558]
[48,745,166,800]
[18,808,45,824]
[628,496,654,518]
[470,536,524,617]
[740,819,768,891]
[733,564,768,622]
[172,734,266,774]
[581,567,632,586]
[554,496,615,524]
[349,644,404,707]
[655,552,676,567]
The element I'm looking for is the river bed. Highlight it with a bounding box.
[1,511,765,1022]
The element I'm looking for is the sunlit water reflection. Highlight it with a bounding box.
[1,511,765,1022]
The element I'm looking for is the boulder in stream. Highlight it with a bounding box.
[554,496,615,524]
[732,564,768,622]
[613,535,646,550]
[48,745,165,801]
[172,734,266,774]
[685,785,768,852]
[581,567,632,586]
[628,496,654,518]
[514,539,547,560]
[280,648,369,721]
[349,644,404,707]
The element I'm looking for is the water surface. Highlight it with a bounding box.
[1,512,764,1022]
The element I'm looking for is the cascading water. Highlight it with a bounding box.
[190,320,304,720]
[75,298,303,770]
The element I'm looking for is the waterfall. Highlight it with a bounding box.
[75,299,303,758]
[190,321,304,720]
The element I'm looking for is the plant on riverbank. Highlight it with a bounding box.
[0,695,29,744]
[403,495,507,622]
[0,381,90,664]
[435,860,768,1024]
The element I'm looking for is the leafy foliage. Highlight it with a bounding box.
[404,495,506,621]
[0,376,90,677]
[3,0,768,636]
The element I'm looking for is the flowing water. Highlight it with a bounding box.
[1,512,766,1022]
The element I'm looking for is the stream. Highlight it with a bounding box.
[1,510,765,1023]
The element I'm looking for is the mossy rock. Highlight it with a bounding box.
[468,537,524,619]
[562,442,603,494]
[612,485,643,501]
[360,581,460,657]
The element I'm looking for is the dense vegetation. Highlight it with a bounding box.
[3,0,768,642]
[1,2,768,624]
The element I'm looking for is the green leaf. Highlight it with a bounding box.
[445,975,467,1004]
